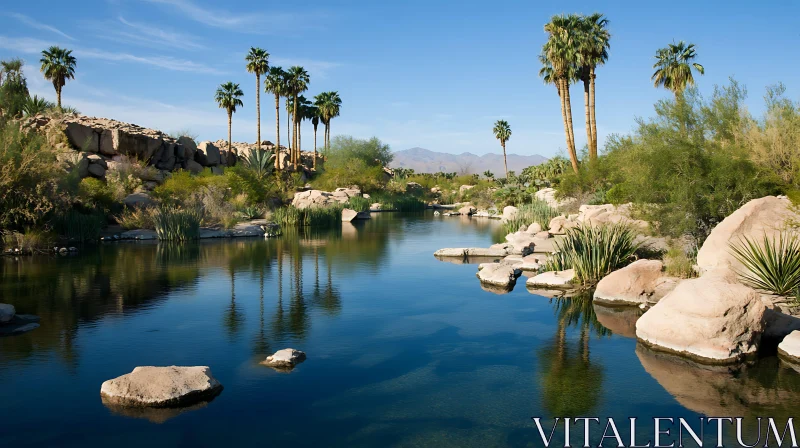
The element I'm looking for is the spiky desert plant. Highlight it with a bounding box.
[730,232,800,297]
[241,148,275,179]
[503,199,560,234]
[543,223,641,285]
[345,196,371,212]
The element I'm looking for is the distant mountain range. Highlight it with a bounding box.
[390,147,547,175]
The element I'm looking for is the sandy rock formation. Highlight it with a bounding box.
[526,269,576,288]
[476,261,522,288]
[262,349,306,370]
[593,260,679,307]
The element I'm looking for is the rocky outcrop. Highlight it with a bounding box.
[548,216,577,235]
[635,272,766,364]
[123,192,155,209]
[342,208,358,222]
[593,260,679,307]
[100,366,223,407]
[501,205,518,222]
[291,188,362,209]
[476,261,522,289]
[696,196,798,275]
[458,205,476,216]
[262,349,306,370]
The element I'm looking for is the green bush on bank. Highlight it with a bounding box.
[503,200,560,234]
[273,205,343,228]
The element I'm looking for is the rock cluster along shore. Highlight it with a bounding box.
[0,303,40,336]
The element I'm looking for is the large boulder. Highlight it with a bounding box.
[64,121,99,152]
[504,230,537,256]
[195,141,221,166]
[476,261,522,288]
[577,203,648,230]
[593,260,679,306]
[177,136,198,161]
[56,151,89,178]
[100,366,223,407]
[458,205,476,216]
[501,206,518,222]
[635,272,766,364]
[0,304,15,324]
[342,208,358,222]
[87,163,106,178]
[548,216,576,235]
[292,190,337,209]
[534,188,576,209]
[185,159,204,174]
[123,192,155,209]
[697,196,798,275]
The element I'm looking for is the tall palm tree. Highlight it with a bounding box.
[285,66,310,169]
[652,41,704,97]
[540,15,580,174]
[315,91,342,151]
[264,66,287,170]
[245,47,269,151]
[492,120,512,178]
[39,46,76,108]
[214,82,244,157]
[309,105,320,169]
[296,95,312,154]
[576,13,610,162]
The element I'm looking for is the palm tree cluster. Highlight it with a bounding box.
[539,13,610,173]
[214,48,345,172]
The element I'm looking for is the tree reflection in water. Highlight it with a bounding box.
[538,291,610,416]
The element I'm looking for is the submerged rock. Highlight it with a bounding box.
[0,314,40,337]
[100,366,223,407]
[593,260,678,307]
[262,349,306,370]
[635,272,766,364]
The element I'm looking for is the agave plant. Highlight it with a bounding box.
[241,148,275,179]
[22,95,55,116]
[730,232,800,297]
[544,223,641,285]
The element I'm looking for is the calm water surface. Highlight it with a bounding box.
[1,212,798,447]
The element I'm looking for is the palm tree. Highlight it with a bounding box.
[295,95,312,155]
[285,66,310,169]
[245,47,269,151]
[214,82,244,157]
[39,46,76,108]
[264,66,286,170]
[492,120,512,178]
[1,58,24,85]
[576,14,610,162]
[540,15,580,174]
[315,91,342,151]
[652,41,704,97]
[306,104,320,169]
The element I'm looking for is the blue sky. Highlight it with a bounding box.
[1,0,798,158]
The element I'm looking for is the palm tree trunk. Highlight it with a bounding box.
[589,67,598,159]
[56,87,62,109]
[227,111,232,156]
[313,125,317,170]
[562,78,578,173]
[582,77,594,163]
[292,94,298,170]
[274,93,280,170]
[501,141,508,179]
[256,74,261,150]
[558,79,579,174]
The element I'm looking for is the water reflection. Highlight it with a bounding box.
[538,292,610,416]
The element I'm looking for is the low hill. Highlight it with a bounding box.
[391,147,547,175]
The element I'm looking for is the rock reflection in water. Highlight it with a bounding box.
[592,303,643,339]
[102,398,218,424]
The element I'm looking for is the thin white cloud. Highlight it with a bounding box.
[99,16,206,51]
[7,13,76,41]
[140,0,329,34]
[0,35,224,74]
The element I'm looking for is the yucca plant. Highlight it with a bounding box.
[543,223,641,285]
[152,207,201,241]
[23,95,55,116]
[730,232,800,297]
[238,205,265,220]
[503,199,560,234]
[241,148,274,179]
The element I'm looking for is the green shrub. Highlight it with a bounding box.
[117,206,155,230]
[543,223,642,285]
[346,196,371,212]
[1,229,54,253]
[152,207,201,241]
[503,200,560,234]
[78,177,116,212]
[664,247,697,278]
[273,205,342,228]
[730,232,800,297]
[55,209,105,243]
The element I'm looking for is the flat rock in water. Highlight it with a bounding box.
[262,348,306,370]
[0,314,41,337]
[778,331,800,365]
[526,269,576,288]
[342,208,358,222]
[593,260,678,306]
[476,261,522,288]
[100,366,223,407]
[119,229,157,240]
